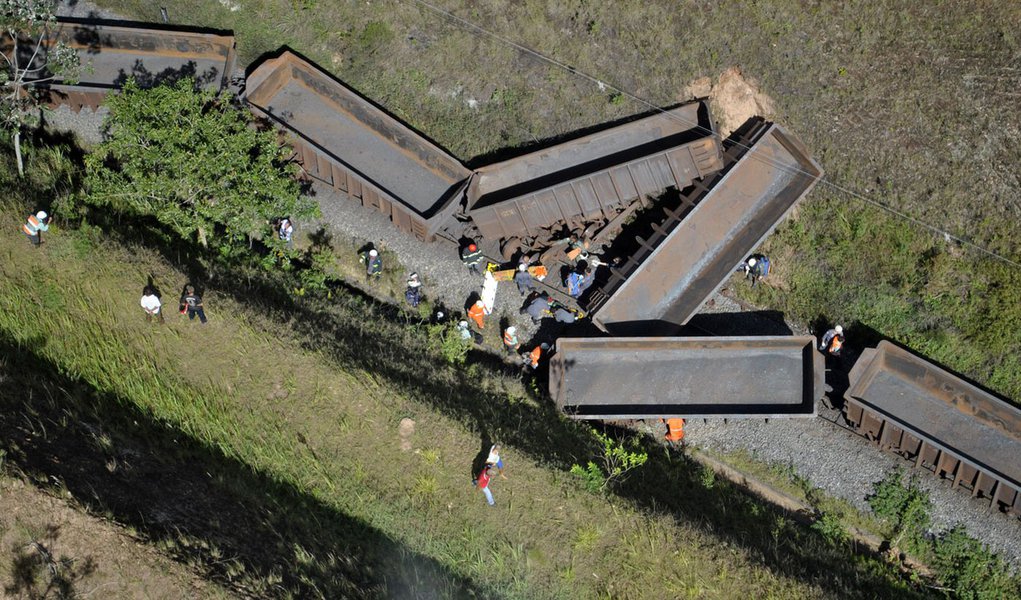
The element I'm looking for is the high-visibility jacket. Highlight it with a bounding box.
[461,247,483,266]
[503,330,518,348]
[528,346,542,368]
[467,303,485,329]
[664,418,685,442]
[827,335,844,355]
[22,215,47,236]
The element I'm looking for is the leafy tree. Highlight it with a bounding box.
[867,468,931,554]
[1,0,80,176]
[79,78,316,255]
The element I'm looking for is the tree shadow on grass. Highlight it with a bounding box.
[0,332,481,599]
[68,193,921,598]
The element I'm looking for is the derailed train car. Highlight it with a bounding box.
[550,336,824,419]
[5,17,236,112]
[844,341,1021,517]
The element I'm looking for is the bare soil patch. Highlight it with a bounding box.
[681,67,777,137]
[0,476,225,599]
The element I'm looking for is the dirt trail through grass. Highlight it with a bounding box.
[0,206,923,597]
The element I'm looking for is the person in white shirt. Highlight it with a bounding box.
[140,286,164,324]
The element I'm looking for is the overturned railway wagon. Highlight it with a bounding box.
[464,104,723,256]
[844,341,1021,517]
[584,120,823,334]
[550,336,823,419]
[245,51,472,241]
[7,18,237,112]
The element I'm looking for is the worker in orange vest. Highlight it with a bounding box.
[502,326,519,353]
[524,343,549,370]
[22,210,50,247]
[820,325,844,356]
[661,418,685,443]
[467,300,486,329]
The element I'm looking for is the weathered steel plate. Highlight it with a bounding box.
[11,18,236,99]
[550,336,823,419]
[245,51,471,218]
[590,124,822,333]
[467,104,723,240]
[845,341,1021,489]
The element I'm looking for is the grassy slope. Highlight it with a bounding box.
[94,0,1021,400]
[0,143,917,597]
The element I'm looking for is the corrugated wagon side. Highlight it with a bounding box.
[463,103,723,255]
[244,50,472,242]
[843,341,1021,517]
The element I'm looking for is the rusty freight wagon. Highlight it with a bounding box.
[843,341,1021,517]
[584,120,823,335]
[549,336,823,419]
[245,50,473,241]
[7,17,237,112]
[463,104,723,257]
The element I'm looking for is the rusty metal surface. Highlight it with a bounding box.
[245,51,471,221]
[845,341,1021,494]
[466,104,722,241]
[587,122,822,334]
[11,18,236,102]
[549,336,822,419]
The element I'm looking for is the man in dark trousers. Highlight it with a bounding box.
[180,285,208,324]
[460,242,484,275]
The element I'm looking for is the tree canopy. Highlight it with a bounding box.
[80,78,316,253]
[1,0,80,175]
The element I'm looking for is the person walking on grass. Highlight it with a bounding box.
[180,285,207,324]
[140,285,164,324]
[405,272,422,308]
[476,464,496,506]
[365,249,383,283]
[22,210,50,247]
[486,444,508,479]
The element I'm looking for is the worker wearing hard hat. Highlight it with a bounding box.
[820,325,844,356]
[22,210,50,246]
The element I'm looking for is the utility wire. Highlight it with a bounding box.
[404,0,1021,269]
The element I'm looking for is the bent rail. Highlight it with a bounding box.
[550,336,823,419]
[843,341,1021,517]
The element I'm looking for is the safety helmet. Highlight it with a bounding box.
[36,211,47,220]
[518,264,527,271]
[409,272,419,280]
[506,326,516,334]
[475,299,485,306]
[835,325,843,334]
[468,243,477,252]
[747,258,757,267]
[458,320,468,328]
[369,249,378,257]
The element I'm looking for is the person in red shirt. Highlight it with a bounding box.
[476,465,495,506]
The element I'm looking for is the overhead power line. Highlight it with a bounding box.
[404,0,1021,269]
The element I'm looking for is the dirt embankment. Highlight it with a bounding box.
[0,476,224,599]
[682,67,777,137]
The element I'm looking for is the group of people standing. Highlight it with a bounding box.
[139,284,207,325]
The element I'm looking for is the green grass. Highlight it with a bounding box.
[0,141,926,597]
